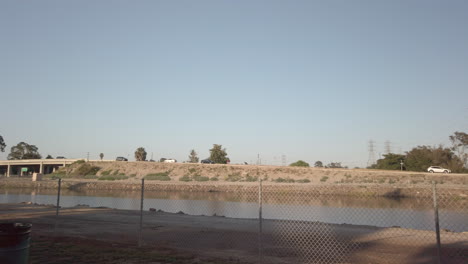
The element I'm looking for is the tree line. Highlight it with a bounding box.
[2,132,466,171]
[370,132,467,173]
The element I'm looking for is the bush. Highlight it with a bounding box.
[101,170,111,176]
[245,174,258,182]
[193,175,209,182]
[274,177,295,183]
[179,175,192,182]
[99,175,128,181]
[226,173,242,182]
[145,172,171,181]
[210,177,219,181]
[320,176,329,182]
[74,164,100,176]
[84,175,99,179]
[72,160,86,165]
[296,179,311,183]
[289,160,310,167]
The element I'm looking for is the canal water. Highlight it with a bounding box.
[1,189,466,232]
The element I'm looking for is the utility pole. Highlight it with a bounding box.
[384,140,392,154]
[400,160,404,171]
[367,140,376,167]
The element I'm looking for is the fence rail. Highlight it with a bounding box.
[1,179,467,264]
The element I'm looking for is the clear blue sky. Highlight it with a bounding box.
[1,0,467,167]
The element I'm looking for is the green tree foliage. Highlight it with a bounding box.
[0,135,5,152]
[209,144,228,164]
[314,161,323,167]
[405,145,465,173]
[374,153,406,170]
[46,155,53,159]
[8,142,42,160]
[188,149,199,163]
[326,162,343,168]
[134,147,147,161]
[159,158,166,162]
[290,160,310,167]
[449,131,468,168]
[100,153,104,161]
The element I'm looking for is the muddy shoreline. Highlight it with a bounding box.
[1,178,467,198]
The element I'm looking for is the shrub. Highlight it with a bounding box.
[274,177,295,183]
[72,160,86,165]
[74,164,100,176]
[179,175,192,182]
[84,175,99,179]
[99,175,128,181]
[188,168,197,174]
[320,176,329,182]
[193,175,209,182]
[296,179,311,183]
[289,160,310,167]
[129,174,137,177]
[145,172,171,181]
[226,173,242,182]
[245,174,258,182]
[101,170,111,176]
[210,177,219,181]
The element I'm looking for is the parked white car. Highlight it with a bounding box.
[427,166,451,173]
[163,159,177,163]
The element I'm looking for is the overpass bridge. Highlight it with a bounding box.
[0,159,83,177]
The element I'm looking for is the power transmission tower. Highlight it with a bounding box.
[367,140,376,167]
[281,155,286,166]
[384,140,392,154]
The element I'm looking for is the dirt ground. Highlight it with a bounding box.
[1,203,467,264]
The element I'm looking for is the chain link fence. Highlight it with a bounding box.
[0,178,467,263]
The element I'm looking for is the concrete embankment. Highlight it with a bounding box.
[1,178,467,199]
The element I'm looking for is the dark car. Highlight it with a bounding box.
[116,157,128,161]
[201,159,215,164]
[56,156,66,159]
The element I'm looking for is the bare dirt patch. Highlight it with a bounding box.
[1,204,467,264]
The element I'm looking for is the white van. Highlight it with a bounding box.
[163,159,176,163]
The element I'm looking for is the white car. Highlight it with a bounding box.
[427,166,451,173]
[163,159,177,163]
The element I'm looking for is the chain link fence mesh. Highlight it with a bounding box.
[0,178,466,263]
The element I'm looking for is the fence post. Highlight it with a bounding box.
[138,178,145,247]
[258,179,263,263]
[432,181,442,264]
[54,178,62,235]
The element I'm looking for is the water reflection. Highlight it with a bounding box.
[0,189,466,232]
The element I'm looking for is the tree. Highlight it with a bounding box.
[100,153,104,161]
[326,162,343,168]
[188,149,199,163]
[373,153,406,170]
[134,147,147,161]
[405,145,465,173]
[0,135,5,152]
[449,131,468,168]
[209,144,228,164]
[7,142,42,160]
[46,155,53,159]
[314,161,323,167]
[290,160,310,167]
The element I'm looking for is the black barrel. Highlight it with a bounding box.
[0,223,32,264]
